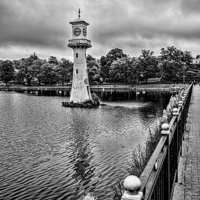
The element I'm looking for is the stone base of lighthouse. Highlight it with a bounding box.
[62,93,100,108]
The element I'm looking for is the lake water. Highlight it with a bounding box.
[0,89,171,200]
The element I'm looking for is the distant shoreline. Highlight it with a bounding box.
[0,83,187,91]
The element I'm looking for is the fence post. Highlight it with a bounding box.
[182,96,186,130]
[178,100,183,109]
[121,175,143,200]
[178,100,183,156]
[172,108,179,116]
[172,108,180,183]
[161,123,170,200]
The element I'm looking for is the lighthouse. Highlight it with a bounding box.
[68,9,92,103]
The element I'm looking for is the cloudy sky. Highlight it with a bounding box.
[1,0,200,61]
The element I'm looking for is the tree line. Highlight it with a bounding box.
[0,46,196,86]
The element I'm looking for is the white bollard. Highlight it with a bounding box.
[121,175,143,200]
[161,123,170,135]
[172,107,179,116]
[178,100,183,107]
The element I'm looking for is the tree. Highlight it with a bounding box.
[159,46,192,80]
[88,65,100,84]
[40,63,58,85]
[30,52,38,60]
[182,51,193,65]
[0,60,15,85]
[32,59,47,85]
[100,48,127,82]
[99,56,109,81]
[17,53,40,86]
[87,54,96,63]
[12,60,22,83]
[110,56,134,84]
[87,54,100,84]
[159,60,180,80]
[160,46,182,62]
[131,58,143,84]
[137,50,158,83]
[56,58,73,85]
[48,56,58,65]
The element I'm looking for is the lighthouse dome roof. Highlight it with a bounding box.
[70,18,89,26]
[74,18,84,22]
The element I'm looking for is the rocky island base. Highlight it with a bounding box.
[62,99,100,108]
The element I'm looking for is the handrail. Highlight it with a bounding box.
[144,146,168,198]
[140,136,167,193]
[121,82,193,200]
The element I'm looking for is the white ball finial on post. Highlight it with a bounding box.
[121,175,143,200]
[161,123,170,135]
[172,107,179,116]
[178,100,183,107]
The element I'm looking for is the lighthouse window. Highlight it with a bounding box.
[76,53,78,58]
[76,69,78,74]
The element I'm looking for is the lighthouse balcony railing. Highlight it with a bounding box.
[68,39,91,47]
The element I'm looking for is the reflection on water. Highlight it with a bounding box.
[0,89,171,200]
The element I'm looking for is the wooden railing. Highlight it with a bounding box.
[121,83,193,200]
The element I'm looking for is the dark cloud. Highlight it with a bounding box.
[1,0,200,60]
[0,0,74,49]
[88,0,200,57]
[179,0,200,15]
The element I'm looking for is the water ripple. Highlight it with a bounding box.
[0,91,170,200]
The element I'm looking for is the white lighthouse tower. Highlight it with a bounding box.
[68,9,92,103]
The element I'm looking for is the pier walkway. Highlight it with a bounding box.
[173,85,200,200]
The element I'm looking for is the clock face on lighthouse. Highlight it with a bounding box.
[73,27,81,36]
[83,28,87,36]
